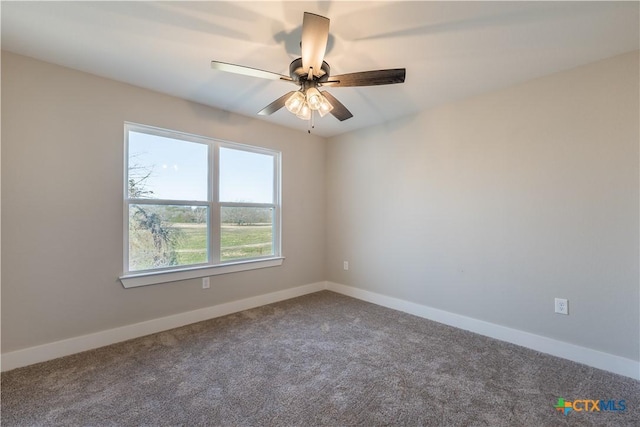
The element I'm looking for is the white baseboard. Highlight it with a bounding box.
[4,280,638,381]
[1,281,326,372]
[325,281,640,381]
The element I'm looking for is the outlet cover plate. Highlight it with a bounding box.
[555,298,568,315]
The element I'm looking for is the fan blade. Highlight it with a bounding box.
[258,91,296,116]
[301,12,330,77]
[211,61,293,82]
[321,91,353,121]
[323,69,406,87]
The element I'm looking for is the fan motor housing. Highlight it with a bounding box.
[289,58,330,83]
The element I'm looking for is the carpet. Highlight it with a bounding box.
[2,291,638,426]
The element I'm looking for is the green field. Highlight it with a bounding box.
[172,223,272,264]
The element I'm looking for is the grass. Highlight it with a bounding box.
[173,225,207,265]
[171,223,273,264]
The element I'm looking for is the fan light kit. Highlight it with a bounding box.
[211,12,406,133]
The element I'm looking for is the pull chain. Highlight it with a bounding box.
[308,110,315,134]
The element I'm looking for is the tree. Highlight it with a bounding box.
[128,161,155,199]
[130,205,178,268]
[221,206,272,226]
[128,159,179,270]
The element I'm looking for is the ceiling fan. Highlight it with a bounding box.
[211,12,406,131]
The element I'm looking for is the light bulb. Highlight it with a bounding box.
[306,87,322,110]
[318,94,334,117]
[285,91,305,115]
[296,101,311,120]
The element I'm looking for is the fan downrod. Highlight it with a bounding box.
[289,58,330,86]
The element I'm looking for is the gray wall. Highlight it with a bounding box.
[3,50,639,364]
[1,52,326,352]
[326,51,639,361]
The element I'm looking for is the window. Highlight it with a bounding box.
[121,123,281,287]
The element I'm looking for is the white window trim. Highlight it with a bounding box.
[120,122,282,287]
[120,257,285,288]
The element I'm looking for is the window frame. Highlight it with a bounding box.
[120,122,283,288]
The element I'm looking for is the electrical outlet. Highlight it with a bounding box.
[343,261,349,271]
[555,298,568,315]
[202,277,210,289]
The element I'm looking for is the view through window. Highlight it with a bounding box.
[125,123,280,275]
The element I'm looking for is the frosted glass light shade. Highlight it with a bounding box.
[296,102,311,120]
[318,94,334,117]
[306,87,322,110]
[285,91,305,114]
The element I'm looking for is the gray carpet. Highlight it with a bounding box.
[2,291,638,426]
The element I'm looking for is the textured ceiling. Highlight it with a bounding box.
[2,1,638,137]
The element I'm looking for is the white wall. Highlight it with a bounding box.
[326,51,639,362]
[1,52,326,352]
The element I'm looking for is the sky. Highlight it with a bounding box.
[128,131,274,203]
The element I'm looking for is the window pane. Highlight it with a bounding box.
[129,204,208,271]
[221,207,273,261]
[128,131,208,201]
[219,147,274,203]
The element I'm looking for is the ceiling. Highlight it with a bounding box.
[2,1,638,138]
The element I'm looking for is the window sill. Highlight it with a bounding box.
[119,257,284,288]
